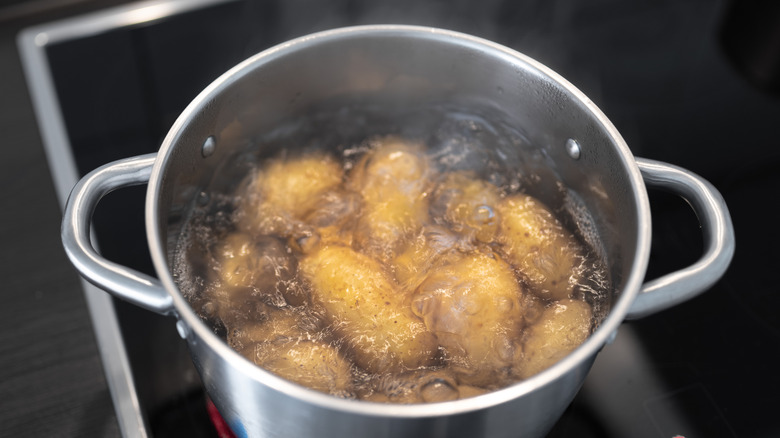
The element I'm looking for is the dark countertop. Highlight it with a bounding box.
[0,2,132,436]
[2,1,779,437]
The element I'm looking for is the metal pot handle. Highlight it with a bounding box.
[625,158,735,319]
[61,154,174,315]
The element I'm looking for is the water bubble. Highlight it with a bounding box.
[420,378,459,402]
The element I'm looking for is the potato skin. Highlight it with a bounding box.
[413,251,525,386]
[238,153,344,237]
[213,233,305,310]
[299,244,439,373]
[258,340,354,395]
[496,194,584,300]
[391,225,461,292]
[349,137,430,202]
[350,138,431,261]
[431,171,501,243]
[515,299,592,379]
[230,308,354,395]
[297,189,361,251]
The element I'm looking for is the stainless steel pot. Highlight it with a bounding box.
[61,25,734,438]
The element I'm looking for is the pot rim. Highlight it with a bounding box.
[146,24,651,417]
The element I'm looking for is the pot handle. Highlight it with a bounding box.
[625,158,735,319]
[61,154,174,315]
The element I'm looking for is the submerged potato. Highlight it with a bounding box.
[366,369,462,404]
[516,299,592,379]
[350,137,430,202]
[351,138,431,261]
[300,189,361,249]
[392,225,461,291]
[431,171,501,243]
[238,153,343,237]
[228,305,322,346]
[497,194,584,300]
[354,192,429,261]
[286,189,362,255]
[299,244,439,373]
[230,308,353,395]
[259,340,354,395]
[413,251,525,386]
[213,233,305,309]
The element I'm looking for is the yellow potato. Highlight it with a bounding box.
[288,189,361,254]
[412,251,525,386]
[431,171,501,243]
[391,225,461,292]
[227,306,323,347]
[354,192,429,262]
[230,308,353,395]
[238,153,344,237]
[349,137,431,202]
[417,373,461,403]
[496,194,584,300]
[363,369,488,403]
[350,138,432,261]
[213,233,306,311]
[516,299,592,379]
[299,244,438,373]
[258,340,354,395]
[370,369,461,404]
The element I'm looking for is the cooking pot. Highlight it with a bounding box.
[61,25,734,438]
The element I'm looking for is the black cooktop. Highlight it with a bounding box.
[20,0,779,437]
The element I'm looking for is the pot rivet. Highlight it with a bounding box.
[606,329,618,345]
[176,320,189,339]
[201,135,216,158]
[565,138,581,160]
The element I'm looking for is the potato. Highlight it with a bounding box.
[238,153,343,237]
[515,299,592,379]
[350,138,431,261]
[227,305,322,347]
[349,137,430,202]
[391,225,461,291]
[299,244,439,373]
[370,369,461,404]
[412,251,525,386]
[230,308,353,395]
[496,194,584,300]
[431,171,501,243]
[289,189,361,254]
[354,193,429,261]
[258,340,354,395]
[364,369,488,403]
[213,233,305,313]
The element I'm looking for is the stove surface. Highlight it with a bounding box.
[18,0,778,437]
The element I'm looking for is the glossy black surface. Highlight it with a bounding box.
[38,0,779,436]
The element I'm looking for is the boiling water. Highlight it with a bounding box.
[172,104,611,403]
